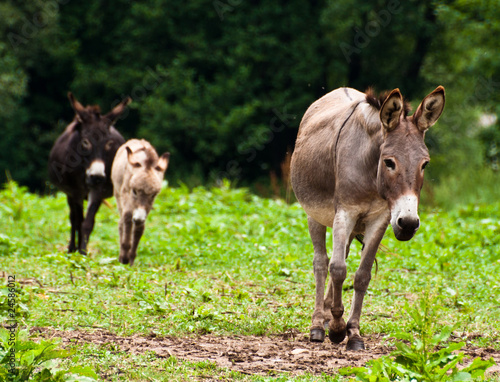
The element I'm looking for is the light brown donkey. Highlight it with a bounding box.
[291,86,445,350]
[112,139,170,266]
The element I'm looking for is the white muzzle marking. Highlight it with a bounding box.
[86,160,106,178]
[390,194,420,229]
[132,208,147,224]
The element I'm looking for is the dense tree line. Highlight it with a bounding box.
[0,0,498,196]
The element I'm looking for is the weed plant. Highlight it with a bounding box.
[340,292,495,381]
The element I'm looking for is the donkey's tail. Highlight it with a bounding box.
[354,234,392,276]
[102,199,119,215]
[355,234,364,246]
[102,199,111,209]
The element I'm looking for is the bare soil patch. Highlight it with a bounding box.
[32,327,500,378]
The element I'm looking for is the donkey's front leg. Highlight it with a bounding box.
[308,216,329,342]
[128,221,145,267]
[118,211,133,264]
[329,209,356,344]
[67,196,83,253]
[346,213,389,350]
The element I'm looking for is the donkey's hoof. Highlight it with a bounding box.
[310,328,325,342]
[328,329,346,344]
[328,319,347,343]
[346,336,365,351]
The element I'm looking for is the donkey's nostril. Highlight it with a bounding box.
[89,175,105,185]
[397,218,404,228]
[398,217,420,231]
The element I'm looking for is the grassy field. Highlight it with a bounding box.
[0,180,499,381]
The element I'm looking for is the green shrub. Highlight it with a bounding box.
[340,293,496,381]
[0,327,98,382]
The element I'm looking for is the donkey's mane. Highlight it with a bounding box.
[365,88,412,117]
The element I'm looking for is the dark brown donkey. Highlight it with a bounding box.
[291,86,445,350]
[49,93,131,253]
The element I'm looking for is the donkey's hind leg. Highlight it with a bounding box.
[308,216,329,342]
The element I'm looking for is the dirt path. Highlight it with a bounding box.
[33,327,500,377]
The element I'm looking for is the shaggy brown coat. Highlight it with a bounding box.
[112,139,169,266]
[291,86,445,350]
[48,93,130,253]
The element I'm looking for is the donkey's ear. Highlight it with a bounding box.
[68,92,87,122]
[380,89,404,131]
[104,97,132,126]
[155,152,170,173]
[413,86,445,132]
[126,146,141,168]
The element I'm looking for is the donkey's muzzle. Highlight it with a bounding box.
[87,174,106,186]
[86,160,106,186]
[390,194,420,241]
[394,217,420,241]
[132,208,147,225]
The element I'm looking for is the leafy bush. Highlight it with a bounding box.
[0,328,98,382]
[340,293,496,381]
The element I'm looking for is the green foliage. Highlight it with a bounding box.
[421,0,500,204]
[0,178,30,221]
[340,293,496,381]
[0,0,497,204]
[0,181,499,379]
[0,328,98,382]
[429,167,500,209]
[0,0,75,189]
[0,284,30,320]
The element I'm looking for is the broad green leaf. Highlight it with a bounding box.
[451,371,472,381]
[68,365,99,378]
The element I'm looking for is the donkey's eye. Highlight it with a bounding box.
[81,138,92,151]
[105,140,114,151]
[384,159,396,170]
[132,189,138,197]
[422,161,429,171]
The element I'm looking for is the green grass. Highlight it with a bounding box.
[1,180,499,380]
[427,167,500,210]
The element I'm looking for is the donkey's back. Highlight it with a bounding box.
[291,87,376,227]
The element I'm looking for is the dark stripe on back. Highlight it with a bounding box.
[344,87,353,101]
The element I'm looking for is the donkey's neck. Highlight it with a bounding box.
[359,102,385,174]
[335,105,384,201]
